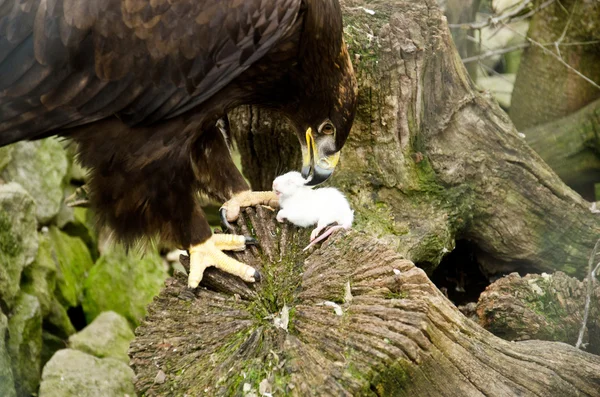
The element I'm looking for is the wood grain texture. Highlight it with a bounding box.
[130,208,600,396]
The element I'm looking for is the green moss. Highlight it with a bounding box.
[21,233,57,317]
[369,360,412,396]
[82,245,167,328]
[48,226,94,308]
[0,211,21,258]
[384,290,408,300]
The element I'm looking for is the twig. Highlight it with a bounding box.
[511,0,557,23]
[502,23,600,90]
[462,43,530,63]
[576,238,600,349]
[554,0,578,58]
[449,0,531,29]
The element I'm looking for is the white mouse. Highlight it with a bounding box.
[272,171,353,251]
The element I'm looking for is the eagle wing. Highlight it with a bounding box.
[0,0,301,145]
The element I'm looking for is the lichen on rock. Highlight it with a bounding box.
[82,244,168,328]
[38,349,135,397]
[7,292,42,397]
[0,312,16,397]
[69,311,134,363]
[47,226,94,309]
[1,139,69,225]
[0,183,38,311]
[21,233,57,317]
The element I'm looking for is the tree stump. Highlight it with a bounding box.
[228,0,600,279]
[130,209,600,396]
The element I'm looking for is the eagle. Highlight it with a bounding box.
[0,0,357,288]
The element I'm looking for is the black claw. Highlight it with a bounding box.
[253,270,262,283]
[245,236,258,246]
[219,208,235,232]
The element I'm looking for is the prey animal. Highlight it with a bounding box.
[273,172,353,251]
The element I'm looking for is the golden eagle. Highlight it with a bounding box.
[0,0,357,287]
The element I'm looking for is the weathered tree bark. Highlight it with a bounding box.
[228,107,301,191]
[130,208,600,396]
[230,0,600,278]
[509,0,600,130]
[476,271,600,354]
[523,97,600,201]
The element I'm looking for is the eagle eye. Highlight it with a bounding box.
[319,121,335,135]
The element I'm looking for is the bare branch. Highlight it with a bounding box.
[462,43,530,63]
[502,23,600,90]
[576,238,600,349]
[449,0,531,30]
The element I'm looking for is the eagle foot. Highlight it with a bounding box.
[187,234,260,288]
[220,190,279,231]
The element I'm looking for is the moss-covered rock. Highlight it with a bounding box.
[1,138,69,224]
[7,293,42,397]
[44,297,76,339]
[40,332,67,369]
[82,245,167,328]
[60,207,99,261]
[0,146,13,173]
[48,226,94,308]
[54,186,75,229]
[39,349,135,397]
[21,233,56,317]
[0,312,16,397]
[69,311,134,363]
[0,183,38,311]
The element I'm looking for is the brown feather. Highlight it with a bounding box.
[0,0,357,251]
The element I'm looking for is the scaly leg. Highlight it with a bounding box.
[188,234,260,288]
[220,190,279,231]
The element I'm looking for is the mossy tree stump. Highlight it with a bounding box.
[131,0,600,395]
[130,208,600,396]
[230,0,600,277]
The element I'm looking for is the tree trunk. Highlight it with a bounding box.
[509,0,600,130]
[523,97,600,201]
[230,0,600,278]
[130,208,600,396]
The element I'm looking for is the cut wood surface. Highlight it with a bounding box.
[130,208,600,396]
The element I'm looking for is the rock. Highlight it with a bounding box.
[7,293,42,397]
[0,145,13,173]
[82,245,167,328]
[48,226,94,308]
[69,311,134,363]
[60,207,99,261]
[39,349,135,397]
[1,138,69,224]
[0,183,38,310]
[54,186,76,229]
[40,332,67,369]
[0,312,17,397]
[21,233,56,317]
[44,297,76,339]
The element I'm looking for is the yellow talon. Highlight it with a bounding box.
[187,236,259,288]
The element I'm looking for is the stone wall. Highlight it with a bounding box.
[0,138,169,397]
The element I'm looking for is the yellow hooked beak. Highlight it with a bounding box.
[302,127,340,186]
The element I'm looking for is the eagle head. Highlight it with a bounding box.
[293,41,358,186]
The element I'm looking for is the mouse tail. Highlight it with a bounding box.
[303,225,347,252]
